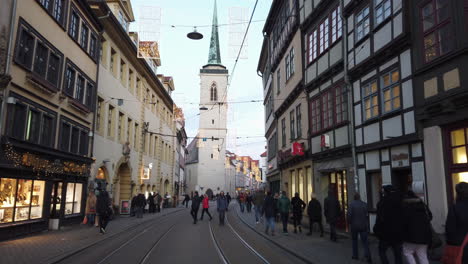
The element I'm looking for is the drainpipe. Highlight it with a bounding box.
[341,0,359,193]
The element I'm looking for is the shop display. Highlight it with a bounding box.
[73,183,82,214]
[65,183,74,215]
[65,183,83,215]
[31,181,45,219]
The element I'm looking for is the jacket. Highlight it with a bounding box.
[85,193,97,214]
[253,192,266,207]
[446,199,468,246]
[277,195,291,214]
[324,195,341,223]
[373,192,404,243]
[135,194,146,207]
[96,191,111,216]
[263,195,277,218]
[217,196,228,211]
[307,198,322,222]
[402,196,432,245]
[347,200,369,231]
[291,197,306,215]
[202,197,209,209]
[191,195,201,209]
[147,195,155,205]
[246,195,253,204]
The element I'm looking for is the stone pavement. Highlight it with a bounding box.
[233,204,440,264]
[0,208,182,264]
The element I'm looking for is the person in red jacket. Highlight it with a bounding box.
[200,194,212,221]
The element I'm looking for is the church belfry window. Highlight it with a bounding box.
[210,83,218,101]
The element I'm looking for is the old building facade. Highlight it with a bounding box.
[0,0,101,238]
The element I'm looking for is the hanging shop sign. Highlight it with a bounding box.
[291,142,305,156]
[321,134,330,148]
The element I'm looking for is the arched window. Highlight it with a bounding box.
[210,83,217,101]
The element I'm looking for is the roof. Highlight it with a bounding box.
[260,151,267,157]
[207,0,222,66]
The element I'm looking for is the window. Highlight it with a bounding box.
[16,30,35,68]
[96,97,104,132]
[310,97,321,134]
[134,123,139,150]
[265,91,274,119]
[363,80,379,120]
[277,69,281,94]
[322,89,334,130]
[69,11,79,40]
[296,104,302,138]
[118,10,128,31]
[110,49,116,74]
[80,25,89,50]
[33,43,48,78]
[41,114,54,147]
[65,183,83,215]
[268,133,277,160]
[356,6,370,42]
[85,83,94,109]
[127,118,132,144]
[285,55,290,81]
[89,34,97,60]
[375,0,392,25]
[26,109,41,143]
[210,83,217,101]
[37,0,66,25]
[331,6,343,43]
[421,0,452,63]
[118,112,124,142]
[281,118,286,147]
[108,105,114,137]
[47,53,60,86]
[449,127,468,199]
[335,85,348,124]
[59,119,89,155]
[64,66,75,96]
[319,18,330,54]
[290,110,296,140]
[0,178,46,223]
[120,60,126,82]
[63,61,95,108]
[128,69,134,90]
[308,30,317,63]
[290,48,295,76]
[381,69,401,113]
[75,76,85,103]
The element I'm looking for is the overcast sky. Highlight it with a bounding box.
[130,0,272,160]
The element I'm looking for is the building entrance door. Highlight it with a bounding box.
[392,169,412,194]
[329,171,348,230]
[118,163,131,202]
[50,182,63,218]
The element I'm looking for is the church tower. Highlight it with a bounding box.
[197,0,229,195]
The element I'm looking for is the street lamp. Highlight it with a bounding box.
[187,27,203,40]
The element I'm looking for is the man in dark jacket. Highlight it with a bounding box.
[135,192,146,218]
[191,191,201,224]
[291,192,306,233]
[183,194,190,208]
[324,189,341,242]
[348,193,371,262]
[253,190,266,224]
[307,193,323,237]
[154,193,162,213]
[373,185,404,264]
[246,192,253,213]
[130,195,137,217]
[148,193,155,213]
[217,191,228,225]
[263,191,277,236]
[96,188,111,234]
[445,182,468,263]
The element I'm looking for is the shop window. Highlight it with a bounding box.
[291,170,297,195]
[65,183,83,215]
[0,178,45,224]
[452,172,468,197]
[367,172,382,210]
[307,167,313,201]
[298,169,304,200]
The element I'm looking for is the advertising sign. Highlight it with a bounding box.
[137,41,160,59]
[120,200,130,215]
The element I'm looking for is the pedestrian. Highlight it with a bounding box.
[291,192,306,234]
[163,192,169,208]
[96,187,111,234]
[246,192,253,213]
[373,185,404,264]
[307,193,323,237]
[348,193,372,263]
[226,192,231,211]
[278,191,291,234]
[324,189,341,242]
[253,190,266,224]
[183,194,190,208]
[135,192,146,218]
[274,192,280,222]
[200,194,213,221]
[148,192,155,213]
[130,195,137,217]
[239,192,246,213]
[154,193,162,213]
[217,191,228,226]
[191,191,201,224]
[443,182,468,264]
[263,191,277,236]
[401,190,432,264]
[85,191,97,226]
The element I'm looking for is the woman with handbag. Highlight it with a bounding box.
[443,182,468,264]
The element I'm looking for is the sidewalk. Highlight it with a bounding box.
[234,205,440,264]
[0,208,182,264]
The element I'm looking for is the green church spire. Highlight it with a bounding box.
[208,0,222,65]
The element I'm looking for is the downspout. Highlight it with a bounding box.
[341,0,359,193]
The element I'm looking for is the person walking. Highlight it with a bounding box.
[154,193,162,213]
[278,191,291,234]
[135,192,146,218]
[443,182,468,264]
[253,190,266,224]
[130,195,137,217]
[183,194,190,208]
[217,191,228,226]
[307,193,324,237]
[246,192,253,213]
[348,193,372,263]
[263,191,277,236]
[324,189,341,242]
[148,193,155,213]
[401,190,432,264]
[200,194,213,221]
[274,192,280,222]
[291,192,306,234]
[96,187,111,234]
[239,192,246,213]
[373,185,404,264]
[191,191,201,224]
[85,191,97,226]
